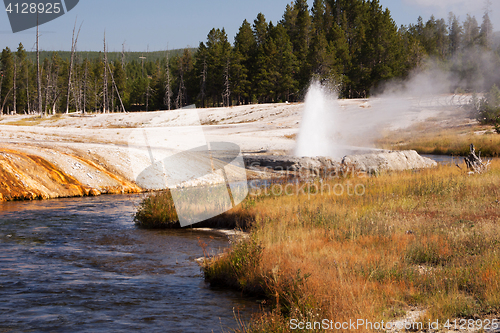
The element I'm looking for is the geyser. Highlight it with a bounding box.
[294,80,342,158]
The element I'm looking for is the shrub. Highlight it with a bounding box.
[134,190,180,228]
[476,84,500,125]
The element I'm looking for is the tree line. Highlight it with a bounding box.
[0,0,498,115]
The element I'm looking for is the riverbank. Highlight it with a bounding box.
[202,161,500,332]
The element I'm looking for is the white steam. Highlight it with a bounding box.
[294,81,340,158]
[294,48,500,159]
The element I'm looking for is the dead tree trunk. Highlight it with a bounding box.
[464,144,491,174]
[0,70,3,115]
[50,60,60,116]
[74,58,82,113]
[106,62,126,113]
[222,58,230,107]
[103,32,109,113]
[26,65,30,114]
[44,60,51,115]
[13,60,16,114]
[83,61,88,114]
[121,41,126,69]
[36,19,42,116]
[65,20,82,114]
[200,58,207,108]
[176,63,185,109]
[1,87,13,114]
[164,51,172,110]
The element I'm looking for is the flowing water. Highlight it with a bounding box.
[0,194,259,332]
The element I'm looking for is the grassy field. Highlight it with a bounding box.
[133,152,500,331]
[199,161,500,332]
[377,123,500,157]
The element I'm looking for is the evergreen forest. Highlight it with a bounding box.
[0,0,498,115]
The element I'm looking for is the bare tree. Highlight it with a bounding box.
[36,17,42,116]
[200,57,207,108]
[13,59,16,114]
[222,58,230,107]
[146,78,150,111]
[164,50,172,110]
[83,60,88,114]
[47,55,61,116]
[43,55,60,116]
[121,41,126,69]
[175,61,185,109]
[0,69,3,115]
[25,63,30,114]
[65,19,82,114]
[103,31,109,113]
[73,54,82,112]
[1,87,13,114]
[106,61,126,113]
[43,59,51,114]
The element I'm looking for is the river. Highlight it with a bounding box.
[0,194,259,332]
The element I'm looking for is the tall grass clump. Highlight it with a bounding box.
[202,161,500,332]
[134,190,180,228]
[134,188,256,229]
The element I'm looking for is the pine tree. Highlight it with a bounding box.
[311,0,326,34]
[399,25,425,77]
[463,14,480,49]
[16,43,28,113]
[193,42,208,108]
[283,0,311,88]
[111,60,127,112]
[448,13,462,56]
[271,24,298,102]
[205,28,232,106]
[164,51,173,110]
[253,13,268,47]
[232,19,256,104]
[1,47,14,114]
[479,11,493,49]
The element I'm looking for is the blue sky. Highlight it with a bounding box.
[1,0,499,53]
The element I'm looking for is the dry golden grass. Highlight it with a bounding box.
[3,114,64,126]
[204,161,500,332]
[377,123,500,157]
[283,133,297,140]
[4,116,47,126]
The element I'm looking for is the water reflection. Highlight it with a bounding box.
[0,194,258,332]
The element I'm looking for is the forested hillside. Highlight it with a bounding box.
[0,0,498,114]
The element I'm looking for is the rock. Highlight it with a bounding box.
[341,150,437,174]
[244,150,436,175]
[0,148,141,202]
[244,155,340,172]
